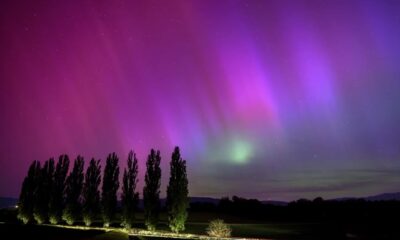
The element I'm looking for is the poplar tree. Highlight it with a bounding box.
[101,153,120,227]
[33,158,55,224]
[17,160,41,224]
[143,149,161,231]
[49,154,70,224]
[82,158,101,226]
[121,150,139,229]
[63,156,84,225]
[166,147,189,233]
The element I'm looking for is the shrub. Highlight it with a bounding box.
[49,216,59,225]
[206,219,231,238]
[83,215,92,226]
[17,213,30,224]
[62,211,75,225]
[33,212,46,224]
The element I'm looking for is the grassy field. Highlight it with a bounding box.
[0,221,355,240]
[182,222,345,239]
[0,222,129,240]
[1,208,400,240]
[1,221,400,240]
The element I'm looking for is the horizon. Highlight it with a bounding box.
[2,190,400,203]
[1,0,400,201]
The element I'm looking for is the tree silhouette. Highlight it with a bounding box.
[121,150,139,229]
[82,158,101,226]
[143,149,162,231]
[101,153,120,227]
[18,160,41,224]
[166,146,189,233]
[49,154,70,224]
[62,156,84,225]
[33,158,55,224]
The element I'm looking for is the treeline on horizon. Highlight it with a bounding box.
[17,146,189,233]
[190,195,400,222]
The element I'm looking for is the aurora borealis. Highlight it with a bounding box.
[1,0,400,201]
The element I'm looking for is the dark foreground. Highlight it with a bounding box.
[2,201,400,240]
[0,223,128,240]
[1,221,400,240]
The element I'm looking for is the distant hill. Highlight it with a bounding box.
[365,192,400,201]
[0,197,17,209]
[331,192,400,202]
[2,192,399,210]
[189,193,400,205]
[262,200,288,206]
[189,197,289,206]
[189,197,220,205]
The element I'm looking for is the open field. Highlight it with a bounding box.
[1,221,400,240]
[0,222,129,240]
[1,208,400,240]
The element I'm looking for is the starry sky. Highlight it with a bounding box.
[1,0,400,201]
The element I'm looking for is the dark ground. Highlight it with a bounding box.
[0,220,399,240]
[1,206,399,240]
[0,222,128,240]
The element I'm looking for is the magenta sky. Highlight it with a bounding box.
[1,0,400,201]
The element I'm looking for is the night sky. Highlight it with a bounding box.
[1,0,400,201]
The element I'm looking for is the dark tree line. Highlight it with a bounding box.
[17,147,189,232]
[189,196,400,223]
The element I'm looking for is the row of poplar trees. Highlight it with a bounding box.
[17,147,189,233]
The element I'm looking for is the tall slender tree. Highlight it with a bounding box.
[49,154,70,224]
[18,160,41,224]
[101,153,120,227]
[143,149,162,231]
[33,158,55,224]
[82,158,101,226]
[63,156,84,225]
[166,147,189,233]
[121,150,139,229]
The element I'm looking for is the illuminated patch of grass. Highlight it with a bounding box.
[44,223,271,240]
